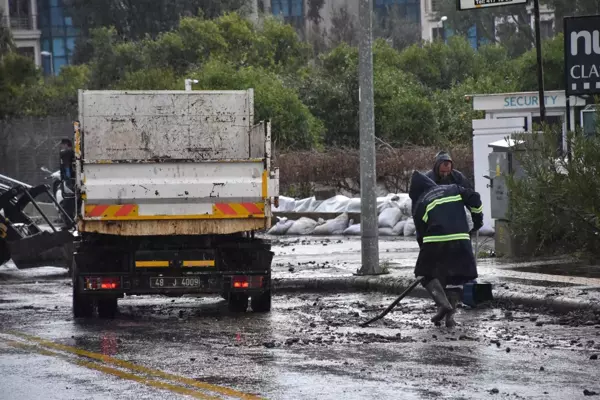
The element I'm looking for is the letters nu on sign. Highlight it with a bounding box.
[571,31,600,56]
[565,16,600,96]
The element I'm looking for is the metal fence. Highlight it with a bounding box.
[0,116,75,186]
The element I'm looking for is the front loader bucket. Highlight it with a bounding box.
[7,230,73,269]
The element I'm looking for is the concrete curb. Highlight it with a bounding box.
[272,276,600,314]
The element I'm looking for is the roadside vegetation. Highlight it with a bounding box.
[507,108,600,258]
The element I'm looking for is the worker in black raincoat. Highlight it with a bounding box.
[426,150,473,189]
[409,170,483,328]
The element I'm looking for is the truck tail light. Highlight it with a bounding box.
[231,275,263,289]
[84,277,121,290]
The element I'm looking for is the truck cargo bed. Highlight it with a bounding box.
[76,90,278,236]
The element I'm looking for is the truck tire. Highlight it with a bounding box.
[73,283,94,318]
[72,259,94,318]
[97,298,118,319]
[251,291,271,313]
[228,293,248,313]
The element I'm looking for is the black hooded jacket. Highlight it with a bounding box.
[409,171,482,246]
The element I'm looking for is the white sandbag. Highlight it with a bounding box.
[287,217,318,235]
[314,195,351,213]
[343,223,361,236]
[345,198,362,213]
[293,197,323,213]
[392,220,406,236]
[396,195,412,218]
[377,194,400,213]
[273,196,296,212]
[267,217,295,235]
[378,227,395,236]
[378,207,403,228]
[312,213,350,235]
[404,219,416,236]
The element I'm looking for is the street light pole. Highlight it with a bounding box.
[440,16,448,42]
[184,78,198,91]
[533,0,546,123]
[41,51,54,76]
[357,0,381,276]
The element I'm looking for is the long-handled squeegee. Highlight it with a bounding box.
[359,277,424,327]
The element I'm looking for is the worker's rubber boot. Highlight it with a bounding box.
[425,279,453,325]
[444,289,461,329]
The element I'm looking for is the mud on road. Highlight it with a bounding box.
[1,266,600,400]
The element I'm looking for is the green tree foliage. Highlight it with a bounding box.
[398,37,480,90]
[0,53,43,118]
[507,123,600,258]
[516,33,564,91]
[541,0,600,32]
[0,12,15,58]
[64,0,249,40]
[190,59,325,149]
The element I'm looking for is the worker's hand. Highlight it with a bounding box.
[472,219,483,233]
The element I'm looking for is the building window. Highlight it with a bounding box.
[540,19,553,39]
[16,46,35,60]
[432,27,444,41]
[431,0,442,13]
[8,0,33,29]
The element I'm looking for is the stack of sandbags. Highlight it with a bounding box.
[267,217,295,235]
[312,213,350,235]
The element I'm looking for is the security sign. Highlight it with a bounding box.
[458,0,527,10]
[565,16,600,96]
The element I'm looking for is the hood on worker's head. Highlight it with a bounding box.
[408,171,437,203]
[433,150,453,178]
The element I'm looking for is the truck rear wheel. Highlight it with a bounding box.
[251,291,271,313]
[228,293,248,312]
[97,298,118,319]
[72,259,94,318]
[73,284,94,318]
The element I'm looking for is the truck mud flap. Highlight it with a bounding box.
[7,230,73,269]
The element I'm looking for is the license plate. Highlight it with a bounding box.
[149,277,204,288]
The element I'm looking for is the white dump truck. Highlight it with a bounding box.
[71,89,279,318]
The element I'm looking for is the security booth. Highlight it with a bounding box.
[468,90,587,233]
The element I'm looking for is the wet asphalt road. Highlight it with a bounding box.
[1,265,600,400]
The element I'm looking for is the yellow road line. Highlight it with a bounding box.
[3,340,218,400]
[8,331,263,400]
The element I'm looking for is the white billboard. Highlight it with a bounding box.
[458,0,528,10]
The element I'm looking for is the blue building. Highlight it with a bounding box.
[37,0,78,75]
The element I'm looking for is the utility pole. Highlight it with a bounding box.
[533,0,546,123]
[357,0,381,276]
